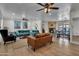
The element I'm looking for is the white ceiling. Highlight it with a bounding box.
[0,3,71,21]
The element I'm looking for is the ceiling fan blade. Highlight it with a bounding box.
[50,7,59,9]
[36,8,45,11]
[37,3,45,7]
[50,3,54,5]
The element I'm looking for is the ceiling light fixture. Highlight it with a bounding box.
[12,13,15,16]
[44,8,51,13]
[22,14,26,18]
[48,9,51,12]
[44,8,47,13]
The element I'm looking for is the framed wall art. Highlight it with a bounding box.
[23,22,27,29]
[14,21,21,29]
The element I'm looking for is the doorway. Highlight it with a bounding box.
[56,24,70,41]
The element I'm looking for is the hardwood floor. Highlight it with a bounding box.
[0,37,79,56]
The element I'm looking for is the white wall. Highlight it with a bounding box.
[0,10,3,42]
[72,19,79,35]
[70,4,79,44]
[71,4,79,18]
[3,17,42,33]
[3,17,15,32]
[30,20,42,33]
[71,4,79,35]
[71,11,79,18]
[3,19,30,32]
[42,21,49,33]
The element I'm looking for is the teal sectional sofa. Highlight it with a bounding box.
[12,30,39,37]
[30,30,39,36]
[15,30,30,37]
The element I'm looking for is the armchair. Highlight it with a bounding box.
[0,29,16,45]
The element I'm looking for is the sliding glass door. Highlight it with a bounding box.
[57,24,70,40]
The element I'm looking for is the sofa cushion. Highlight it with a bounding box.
[35,33,50,38]
[15,30,30,37]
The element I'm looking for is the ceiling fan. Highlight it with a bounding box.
[36,3,59,13]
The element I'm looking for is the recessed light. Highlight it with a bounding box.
[22,14,26,18]
[12,13,15,15]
